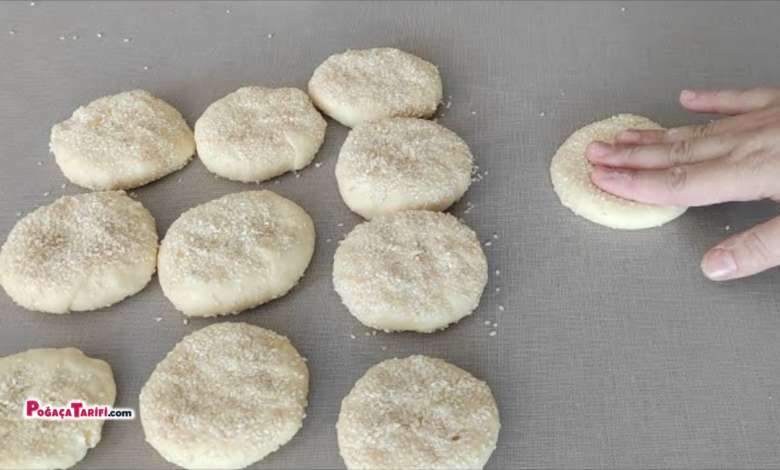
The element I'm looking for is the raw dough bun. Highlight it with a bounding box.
[0,191,158,314]
[308,48,442,127]
[139,322,309,470]
[0,348,116,470]
[550,114,687,229]
[336,118,473,219]
[333,210,487,333]
[158,190,315,317]
[195,87,327,182]
[337,355,500,470]
[50,90,195,190]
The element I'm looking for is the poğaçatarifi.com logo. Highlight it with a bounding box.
[24,399,134,420]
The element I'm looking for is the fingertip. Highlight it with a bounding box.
[615,130,640,144]
[680,89,698,103]
[585,141,613,163]
[701,247,738,281]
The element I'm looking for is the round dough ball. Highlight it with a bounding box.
[333,210,487,332]
[308,48,442,128]
[0,191,158,314]
[158,190,315,317]
[336,118,473,219]
[550,114,687,229]
[50,90,195,190]
[337,355,500,470]
[195,87,327,182]
[0,348,116,470]
[140,322,309,470]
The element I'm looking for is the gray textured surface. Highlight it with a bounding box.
[2,1,780,469]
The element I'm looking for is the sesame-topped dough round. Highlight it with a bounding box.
[333,210,487,332]
[195,87,327,182]
[308,48,443,127]
[140,322,309,470]
[550,114,687,229]
[50,90,195,190]
[337,355,500,470]
[336,118,473,219]
[0,191,158,314]
[0,348,116,470]
[158,190,315,317]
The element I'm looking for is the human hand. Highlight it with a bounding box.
[584,87,780,281]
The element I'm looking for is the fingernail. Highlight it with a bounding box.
[591,166,633,183]
[587,142,613,159]
[702,248,737,280]
[617,130,640,143]
[680,90,697,101]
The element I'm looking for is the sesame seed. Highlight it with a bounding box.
[471,111,477,115]
[493,322,498,328]
[123,37,131,43]
[8,30,16,35]
[725,225,731,231]
[496,287,500,292]
[143,65,149,70]
[43,192,50,197]
[315,162,323,168]
[372,331,377,336]
[61,183,67,189]
[350,334,356,339]
[495,270,500,276]
[621,6,626,12]
[96,32,103,38]
[489,331,497,336]
[29,2,35,5]
[59,36,65,40]
[36,162,42,166]
[326,238,332,243]
[15,212,21,217]
[493,234,498,239]
[155,317,162,322]
[484,241,492,246]
[364,331,370,336]
[484,320,491,325]
[540,112,546,117]
[72,35,78,40]
[338,223,345,227]
[183,318,189,325]
[267,33,274,38]
[498,305,505,311]
[226,8,231,13]
[381,346,387,351]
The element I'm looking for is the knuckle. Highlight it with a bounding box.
[669,140,693,165]
[742,229,780,264]
[692,121,718,138]
[665,166,688,192]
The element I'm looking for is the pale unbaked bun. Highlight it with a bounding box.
[550,114,687,229]
[158,191,315,317]
[0,348,116,470]
[140,322,309,470]
[333,210,487,332]
[195,87,327,182]
[0,191,158,314]
[50,90,195,190]
[338,355,500,470]
[308,48,442,127]
[336,118,473,219]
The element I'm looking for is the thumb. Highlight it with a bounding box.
[701,215,780,281]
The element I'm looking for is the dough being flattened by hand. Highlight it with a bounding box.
[140,322,309,470]
[158,190,315,317]
[550,114,687,229]
[337,355,500,470]
[308,48,442,127]
[336,118,473,219]
[333,210,487,333]
[195,87,327,182]
[50,90,195,190]
[0,191,158,313]
[0,348,116,470]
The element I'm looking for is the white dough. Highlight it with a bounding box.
[308,48,442,127]
[550,114,687,229]
[336,118,473,219]
[140,322,309,470]
[337,355,500,470]
[50,90,195,190]
[333,210,487,333]
[158,190,315,317]
[0,191,158,314]
[0,348,116,470]
[195,87,327,182]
